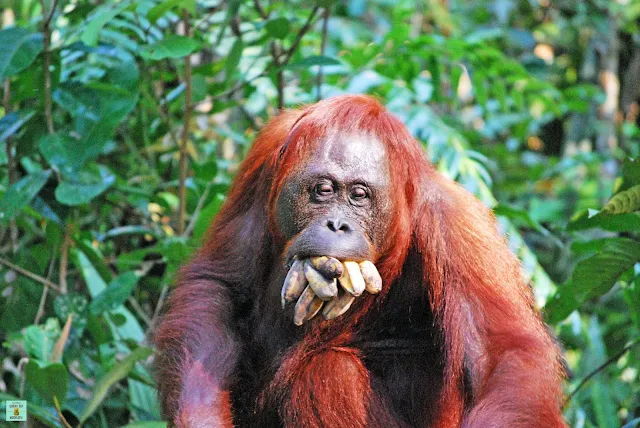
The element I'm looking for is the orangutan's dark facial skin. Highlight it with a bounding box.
[276,132,393,265]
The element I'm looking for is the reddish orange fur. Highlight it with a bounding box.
[154,95,566,427]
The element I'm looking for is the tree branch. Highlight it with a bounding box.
[253,0,269,19]
[316,8,330,101]
[0,257,61,292]
[3,78,19,252]
[177,10,193,235]
[58,227,70,294]
[567,338,640,402]
[39,0,57,135]
[283,6,320,65]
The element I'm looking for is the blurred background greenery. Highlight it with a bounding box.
[0,0,639,426]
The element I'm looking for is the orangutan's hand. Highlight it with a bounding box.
[281,256,382,326]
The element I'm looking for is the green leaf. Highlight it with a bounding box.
[0,110,35,142]
[89,272,139,315]
[225,39,244,82]
[25,360,69,405]
[51,83,138,167]
[140,36,202,60]
[55,165,115,206]
[54,293,89,337]
[265,17,290,39]
[285,55,342,69]
[193,193,225,242]
[601,184,640,214]
[567,210,640,232]
[81,2,131,47]
[73,250,144,342]
[0,27,43,78]
[547,238,640,323]
[147,0,195,22]
[79,347,153,424]
[622,157,640,186]
[493,203,547,234]
[192,159,219,182]
[0,170,51,221]
[23,319,60,361]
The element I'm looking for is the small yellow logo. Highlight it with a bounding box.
[5,401,27,422]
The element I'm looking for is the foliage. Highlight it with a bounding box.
[0,0,639,426]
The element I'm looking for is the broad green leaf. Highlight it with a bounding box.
[0,27,43,78]
[193,193,225,241]
[89,272,139,315]
[622,157,640,186]
[547,238,640,323]
[147,0,195,22]
[79,347,152,424]
[215,0,241,45]
[567,210,640,232]
[493,203,547,234]
[192,159,219,182]
[0,170,51,221]
[25,360,69,405]
[73,250,144,342]
[54,293,89,338]
[23,318,60,361]
[140,36,202,60]
[55,165,115,206]
[265,17,290,39]
[81,2,131,47]
[51,83,138,167]
[601,184,640,214]
[225,39,244,81]
[285,55,342,69]
[0,110,35,142]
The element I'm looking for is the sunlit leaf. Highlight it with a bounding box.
[78,347,152,424]
[0,27,43,78]
[140,36,202,60]
[25,360,68,405]
[0,170,51,221]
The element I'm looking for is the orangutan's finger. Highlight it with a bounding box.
[309,256,343,279]
[304,260,338,300]
[322,290,356,320]
[338,261,366,296]
[293,286,324,326]
[281,259,308,308]
[359,260,382,294]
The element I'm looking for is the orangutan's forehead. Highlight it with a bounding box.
[299,132,390,186]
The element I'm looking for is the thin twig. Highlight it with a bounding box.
[128,296,152,326]
[253,0,269,19]
[237,103,261,131]
[183,181,213,238]
[177,10,193,235]
[53,396,73,428]
[58,227,70,294]
[3,78,18,252]
[35,256,57,324]
[151,283,170,327]
[18,357,29,398]
[0,257,61,292]
[567,338,640,402]
[317,8,330,101]
[283,6,320,65]
[39,0,57,134]
[271,42,284,109]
